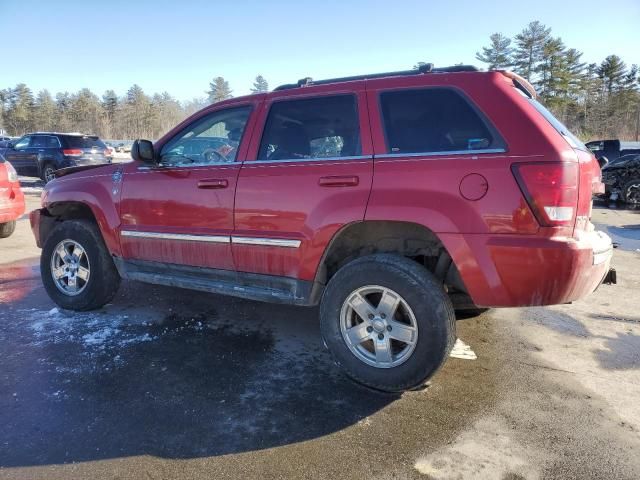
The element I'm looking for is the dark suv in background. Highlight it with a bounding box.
[0,132,112,182]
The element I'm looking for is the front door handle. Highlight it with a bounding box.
[319,175,359,187]
[198,179,228,189]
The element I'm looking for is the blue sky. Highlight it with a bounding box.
[1,0,638,101]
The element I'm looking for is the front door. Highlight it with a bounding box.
[233,87,374,282]
[119,102,258,270]
[5,136,37,175]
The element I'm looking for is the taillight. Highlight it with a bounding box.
[6,161,18,183]
[512,162,578,227]
[62,149,83,156]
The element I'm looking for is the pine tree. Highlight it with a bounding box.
[124,84,152,138]
[33,90,56,132]
[598,55,628,95]
[512,21,551,83]
[207,77,232,103]
[3,84,35,135]
[475,33,513,70]
[537,37,566,99]
[251,75,269,94]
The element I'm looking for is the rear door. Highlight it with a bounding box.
[5,136,36,175]
[233,85,373,282]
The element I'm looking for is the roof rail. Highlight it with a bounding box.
[274,64,479,91]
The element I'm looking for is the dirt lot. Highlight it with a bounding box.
[1,186,639,480]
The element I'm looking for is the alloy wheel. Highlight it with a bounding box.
[340,285,418,368]
[50,239,91,296]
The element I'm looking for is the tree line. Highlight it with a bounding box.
[2,20,639,141]
[0,75,269,140]
[475,21,639,140]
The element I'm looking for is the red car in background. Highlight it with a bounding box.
[0,159,25,238]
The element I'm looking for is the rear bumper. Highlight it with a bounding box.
[0,187,25,223]
[442,229,613,308]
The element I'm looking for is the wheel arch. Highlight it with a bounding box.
[313,220,472,306]
[40,199,120,255]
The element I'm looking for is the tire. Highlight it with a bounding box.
[622,179,640,205]
[41,220,121,311]
[320,254,456,392]
[41,163,56,183]
[0,220,16,238]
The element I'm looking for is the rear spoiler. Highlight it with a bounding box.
[499,71,537,99]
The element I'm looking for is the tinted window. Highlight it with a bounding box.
[13,136,31,149]
[64,136,106,149]
[161,106,251,165]
[380,88,502,154]
[31,135,58,148]
[31,136,48,148]
[258,95,360,161]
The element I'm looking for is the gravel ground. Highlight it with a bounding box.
[1,189,639,480]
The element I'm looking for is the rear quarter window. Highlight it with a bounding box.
[525,97,588,152]
[379,88,505,155]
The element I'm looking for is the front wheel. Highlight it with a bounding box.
[320,254,456,392]
[41,163,56,183]
[0,220,16,238]
[41,220,121,311]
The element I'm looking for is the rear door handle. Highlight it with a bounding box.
[319,175,359,187]
[198,179,228,189]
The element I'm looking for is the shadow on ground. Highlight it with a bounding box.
[0,264,398,468]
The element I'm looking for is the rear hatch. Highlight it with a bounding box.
[62,135,110,163]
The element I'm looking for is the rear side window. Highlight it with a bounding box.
[258,95,361,161]
[379,88,504,154]
[64,136,106,149]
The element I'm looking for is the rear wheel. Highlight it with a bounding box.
[320,254,456,392]
[0,220,16,238]
[41,220,121,311]
[622,179,640,205]
[41,163,56,183]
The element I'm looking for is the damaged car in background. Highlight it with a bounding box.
[601,154,640,204]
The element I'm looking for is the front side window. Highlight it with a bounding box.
[13,136,31,150]
[380,88,503,154]
[161,106,252,166]
[258,95,361,161]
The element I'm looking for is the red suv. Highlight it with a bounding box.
[30,65,613,392]
[0,159,25,238]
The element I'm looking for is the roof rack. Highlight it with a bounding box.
[274,64,479,91]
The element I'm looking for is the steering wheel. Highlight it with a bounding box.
[202,148,228,163]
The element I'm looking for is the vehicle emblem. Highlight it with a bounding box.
[112,168,123,195]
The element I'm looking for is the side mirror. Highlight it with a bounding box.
[131,139,155,163]
[598,155,609,169]
[7,142,14,149]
